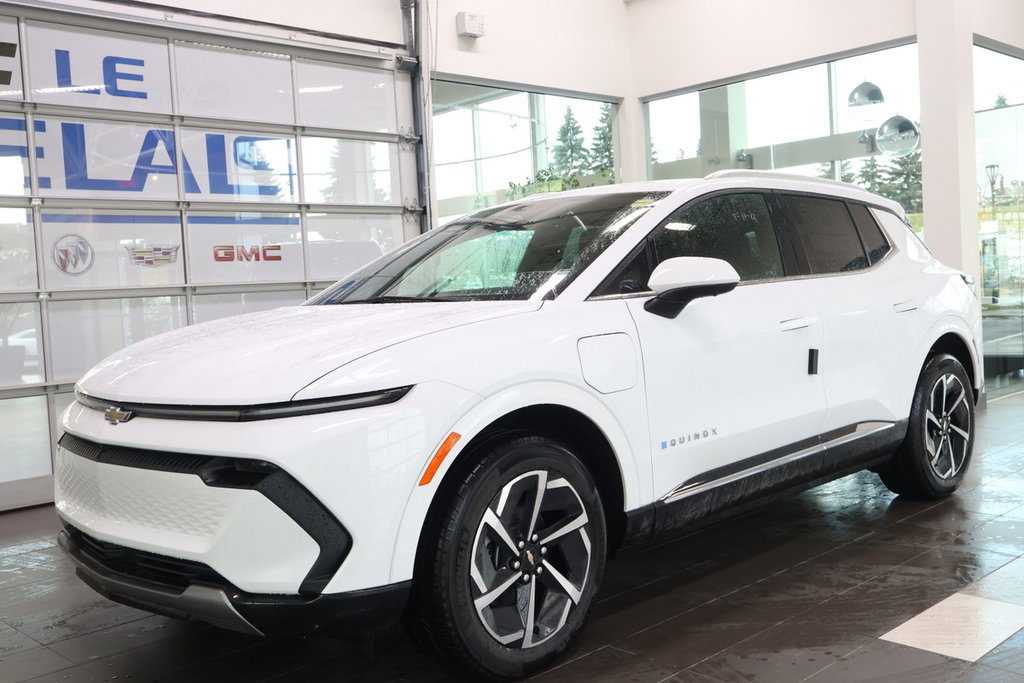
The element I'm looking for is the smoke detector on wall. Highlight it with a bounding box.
[456,12,485,38]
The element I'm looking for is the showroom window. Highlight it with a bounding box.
[432,81,616,223]
[646,44,923,231]
[974,46,1024,398]
[0,8,420,510]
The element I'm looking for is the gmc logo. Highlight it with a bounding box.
[213,245,282,262]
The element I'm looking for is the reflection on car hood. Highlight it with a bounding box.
[77,302,541,405]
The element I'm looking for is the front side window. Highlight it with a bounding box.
[310,191,667,304]
[780,195,869,274]
[596,192,783,296]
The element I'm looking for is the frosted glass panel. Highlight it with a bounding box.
[0,396,51,484]
[0,208,36,290]
[192,290,305,325]
[0,302,42,387]
[175,42,294,124]
[49,296,185,382]
[301,137,399,205]
[306,213,402,280]
[296,59,396,132]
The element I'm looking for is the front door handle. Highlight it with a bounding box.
[779,317,814,332]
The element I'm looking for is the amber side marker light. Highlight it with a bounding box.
[419,432,462,486]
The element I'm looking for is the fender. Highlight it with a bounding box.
[388,380,647,585]
[904,313,982,409]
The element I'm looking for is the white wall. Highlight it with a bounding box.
[429,0,633,99]
[625,0,916,97]
[973,0,1024,51]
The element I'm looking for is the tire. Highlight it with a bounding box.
[408,434,606,680]
[879,353,974,498]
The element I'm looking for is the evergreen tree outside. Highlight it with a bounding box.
[589,103,615,178]
[995,93,1009,108]
[879,150,923,213]
[551,107,588,178]
[856,155,887,196]
[816,160,855,184]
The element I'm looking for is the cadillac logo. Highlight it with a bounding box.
[53,235,94,275]
[104,406,134,424]
[124,245,180,267]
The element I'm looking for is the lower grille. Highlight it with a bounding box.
[65,524,224,591]
[58,433,352,595]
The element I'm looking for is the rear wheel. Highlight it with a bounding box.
[879,353,974,498]
[409,435,606,679]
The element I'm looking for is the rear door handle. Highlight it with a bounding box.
[893,300,922,314]
[779,317,814,332]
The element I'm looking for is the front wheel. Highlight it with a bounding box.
[879,353,974,498]
[409,435,606,679]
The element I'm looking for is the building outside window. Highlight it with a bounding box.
[432,81,616,224]
[974,46,1024,398]
[646,44,923,230]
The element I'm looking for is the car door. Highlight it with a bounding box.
[773,194,926,431]
[597,191,828,501]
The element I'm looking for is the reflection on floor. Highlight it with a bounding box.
[2,393,1024,683]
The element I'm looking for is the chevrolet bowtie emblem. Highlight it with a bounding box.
[104,406,134,424]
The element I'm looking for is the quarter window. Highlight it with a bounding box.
[848,203,892,264]
[781,195,868,274]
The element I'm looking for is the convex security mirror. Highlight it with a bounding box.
[643,257,740,319]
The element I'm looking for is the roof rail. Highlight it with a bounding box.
[704,169,862,190]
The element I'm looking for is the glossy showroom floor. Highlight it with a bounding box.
[2,394,1024,682]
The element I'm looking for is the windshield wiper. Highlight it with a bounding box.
[333,295,463,304]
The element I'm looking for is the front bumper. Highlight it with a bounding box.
[59,524,410,637]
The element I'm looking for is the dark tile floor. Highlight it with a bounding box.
[2,392,1024,682]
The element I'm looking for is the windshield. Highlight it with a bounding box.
[309,191,668,304]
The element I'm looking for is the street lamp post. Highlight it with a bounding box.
[986,163,1000,218]
[984,163,1001,304]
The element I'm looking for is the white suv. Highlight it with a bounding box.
[55,171,981,679]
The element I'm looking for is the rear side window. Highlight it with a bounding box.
[848,203,892,264]
[781,195,868,274]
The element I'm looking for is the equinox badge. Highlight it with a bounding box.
[104,406,134,424]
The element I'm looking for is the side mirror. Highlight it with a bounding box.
[644,257,740,319]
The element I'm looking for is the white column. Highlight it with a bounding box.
[917,0,979,281]
[616,96,647,183]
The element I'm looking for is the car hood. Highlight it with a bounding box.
[77,302,541,405]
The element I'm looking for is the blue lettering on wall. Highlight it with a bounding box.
[102,56,147,99]
[54,50,100,95]
[0,117,49,188]
[62,123,200,192]
[206,134,279,196]
[132,129,200,193]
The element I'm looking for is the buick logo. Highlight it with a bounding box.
[53,235,94,275]
[104,406,134,424]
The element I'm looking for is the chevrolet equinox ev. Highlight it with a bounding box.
[55,170,982,678]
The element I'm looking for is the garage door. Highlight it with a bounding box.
[0,4,422,510]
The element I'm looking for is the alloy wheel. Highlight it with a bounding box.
[924,372,971,480]
[469,469,592,649]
